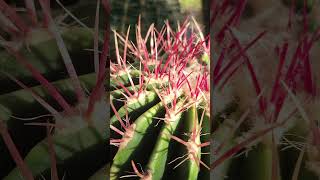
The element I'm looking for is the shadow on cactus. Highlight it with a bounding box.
[109,17,210,179]
[0,0,109,179]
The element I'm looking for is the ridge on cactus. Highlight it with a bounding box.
[110,16,210,180]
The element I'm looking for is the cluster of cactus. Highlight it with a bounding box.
[109,16,210,179]
[0,0,109,179]
[212,0,320,179]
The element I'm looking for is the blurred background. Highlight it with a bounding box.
[110,0,209,38]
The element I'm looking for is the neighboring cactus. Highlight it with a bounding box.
[212,0,320,180]
[109,17,210,179]
[0,0,109,179]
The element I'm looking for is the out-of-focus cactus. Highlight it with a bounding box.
[211,0,320,180]
[0,0,109,179]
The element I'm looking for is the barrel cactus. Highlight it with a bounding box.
[0,0,109,179]
[212,0,320,179]
[109,16,210,179]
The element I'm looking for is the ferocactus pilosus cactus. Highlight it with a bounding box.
[0,0,109,179]
[109,17,210,180]
[212,0,320,180]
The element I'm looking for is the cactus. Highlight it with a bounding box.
[109,15,210,179]
[0,0,109,179]
[212,0,320,180]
